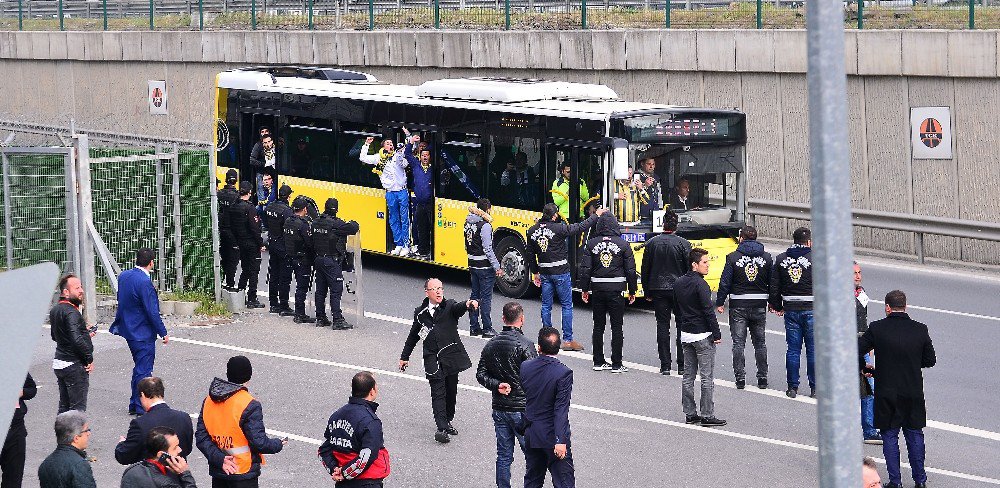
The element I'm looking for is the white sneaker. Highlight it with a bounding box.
[593,363,612,371]
[390,247,401,256]
[410,245,419,254]
[399,247,410,257]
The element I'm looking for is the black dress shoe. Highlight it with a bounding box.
[913,483,927,488]
[685,415,702,424]
[481,329,497,338]
[445,423,458,436]
[758,378,768,389]
[809,388,817,399]
[434,430,450,443]
[469,329,482,337]
[269,306,282,314]
[883,483,903,488]
[293,314,315,324]
[331,320,354,330]
[785,387,798,398]
[246,300,265,309]
[278,307,296,317]
[700,416,727,427]
[316,317,332,327]
[735,379,746,390]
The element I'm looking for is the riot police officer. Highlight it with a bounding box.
[231,182,265,309]
[265,185,294,315]
[311,197,359,330]
[284,196,315,324]
[217,169,240,291]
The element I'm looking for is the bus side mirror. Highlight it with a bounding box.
[611,139,629,180]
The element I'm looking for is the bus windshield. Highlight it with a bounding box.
[613,142,745,230]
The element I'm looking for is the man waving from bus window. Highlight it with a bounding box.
[360,135,412,257]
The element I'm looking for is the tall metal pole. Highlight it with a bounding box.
[368,0,374,30]
[805,0,861,486]
[665,0,670,28]
[58,0,64,30]
[73,135,97,326]
[252,0,257,30]
[149,0,154,29]
[154,145,167,291]
[103,0,108,30]
[857,0,864,29]
[1,153,14,271]
[17,0,23,31]
[756,0,762,29]
[209,148,221,301]
[969,0,975,29]
[199,0,204,30]
[504,0,510,29]
[170,145,183,291]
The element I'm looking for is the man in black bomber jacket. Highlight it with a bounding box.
[476,301,538,488]
[400,278,478,444]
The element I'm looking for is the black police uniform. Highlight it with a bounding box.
[231,197,264,306]
[265,198,294,313]
[217,183,240,289]
[283,211,314,321]
[311,210,360,327]
[578,213,637,370]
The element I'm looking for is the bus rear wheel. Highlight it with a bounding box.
[495,236,537,298]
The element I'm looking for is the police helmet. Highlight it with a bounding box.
[238,181,253,196]
[325,197,339,214]
[225,169,238,184]
[278,184,293,200]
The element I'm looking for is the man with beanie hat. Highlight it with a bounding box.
[265,185,295,316]
[218,169,241,291]
[311,197,360,329]
[284,195,316,323]
[231,182,266,308]
[196,356,285,488]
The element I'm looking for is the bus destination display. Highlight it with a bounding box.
[619,112,745,144]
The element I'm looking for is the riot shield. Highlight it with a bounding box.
[342,232,364,324]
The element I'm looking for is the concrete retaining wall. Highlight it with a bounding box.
[1,30,997,264]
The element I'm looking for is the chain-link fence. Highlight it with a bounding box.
[1,122,216,301]
[1,0,998,30]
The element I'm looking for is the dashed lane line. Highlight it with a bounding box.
[169,335,998,485]
[361,310,1000,442]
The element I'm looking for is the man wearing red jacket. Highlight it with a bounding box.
[318,372,390,487]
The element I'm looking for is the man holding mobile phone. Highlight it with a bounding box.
[119,426,197,487]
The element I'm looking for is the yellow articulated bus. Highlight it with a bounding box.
[214,66,748,298]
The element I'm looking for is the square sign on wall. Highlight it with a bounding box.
[910,106,952,159]
[148,80,168,115]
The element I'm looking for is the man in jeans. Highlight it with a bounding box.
[49,274,94,413]
[476,302,538,488]
[674,248,726,427]
[855,262,881,444]
[715,226,771,390]
[769,227,816,399]
[526,203,603,351]
[640,210,691,375]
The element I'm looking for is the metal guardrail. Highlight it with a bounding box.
[747,198,1000,263]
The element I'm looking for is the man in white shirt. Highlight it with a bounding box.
[360,135,413,256]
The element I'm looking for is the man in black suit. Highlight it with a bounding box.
[399,278,478,444]
[114,377,194,465]
[858,290,936,488]
[520,327,575,488]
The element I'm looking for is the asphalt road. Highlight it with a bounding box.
[13,246,1000,487]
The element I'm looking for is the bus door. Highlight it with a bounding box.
[436,131,486,267]
[545,145,606,283]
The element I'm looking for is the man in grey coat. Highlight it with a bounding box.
[120,427,197,488]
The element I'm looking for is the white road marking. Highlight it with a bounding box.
[187,413,324,446]
[868,299,1000,323]
[170,335,999,485]
[358,310,1000,440]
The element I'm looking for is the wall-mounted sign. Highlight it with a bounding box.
[910,106,952,159]
[148,80,168,116]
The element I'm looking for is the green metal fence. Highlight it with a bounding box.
[1,0,998,30]
[0,151,72,273]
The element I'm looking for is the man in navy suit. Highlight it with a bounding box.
[110,248,169,416]
[520,326,575,488]
[114,377,193,465]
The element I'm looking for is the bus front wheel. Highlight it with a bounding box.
[495,236,537,298]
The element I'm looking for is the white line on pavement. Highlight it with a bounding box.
[170,335,998,485]
[187,413,324,446]
[359,310,1000,441]
[868,299,1000,323]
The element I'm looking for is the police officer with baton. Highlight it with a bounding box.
[284,196,316,324]
[312,197,360,330]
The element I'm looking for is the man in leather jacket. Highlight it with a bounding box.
[640,210,691,375]
[399,279,478,444]
[50,274,94,413]
[476,302,538,488]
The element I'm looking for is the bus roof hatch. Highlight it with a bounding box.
[415,77,619,103]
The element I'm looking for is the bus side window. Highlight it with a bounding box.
[337,124,382,189]
[439,140,485,202]
[285,118,335,181]
[491,135,542,211]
